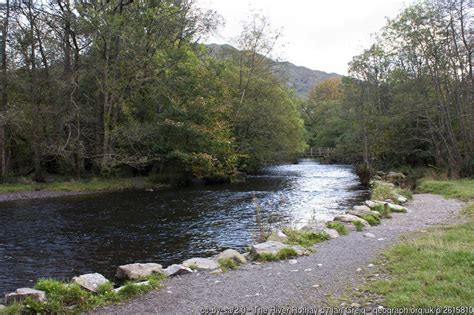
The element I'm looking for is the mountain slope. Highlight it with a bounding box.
[205,43,341,97]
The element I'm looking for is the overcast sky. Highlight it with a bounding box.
[197,0,414,75]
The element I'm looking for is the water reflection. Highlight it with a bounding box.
[0,159,367,293]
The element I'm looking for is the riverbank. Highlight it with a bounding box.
[354,179,474,308]
[84,193,462,314]
[0,177,164,202]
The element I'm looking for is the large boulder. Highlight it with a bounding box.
[72,273,109,292]
[250,241,305,257]
[5,288,47,305]
[182,258,219,270]
[334,214,370,227]
[163,264,193,277]
[349,205,381,218]
[215,249,247,264]
[116,263,163,280]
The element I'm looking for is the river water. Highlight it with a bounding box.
[0,160,368,293]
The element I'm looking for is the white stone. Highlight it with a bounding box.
[378,238,385,241]
[182,257,219,270]
[250,241,305,257]
[304,268,312,272]
[334,214,370,227]
[356,268,362,272]
[394,194,408,203]
[364,233,376,238]
[368,264,374,267]
[116,263,163,280]
[113,281,149,293]
[5,288,47,305]
[349,206,382,218]
[163,264,193,277]
[267,229,289,242]
[317,263,323,267]
[73,273,109,292]
[322,227,339,239]
[289,259,298,265]
[215,249,247,264]
[351,303,362,308]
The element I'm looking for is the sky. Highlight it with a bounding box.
[197,0,414,75]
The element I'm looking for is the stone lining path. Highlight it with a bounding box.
[89,194,464,314]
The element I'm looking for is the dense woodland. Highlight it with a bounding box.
[0,0,304,184]
[0,0,471,186]
[303,0,473,178]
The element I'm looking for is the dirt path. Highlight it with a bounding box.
[89,194,464,315]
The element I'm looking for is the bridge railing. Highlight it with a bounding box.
[302,147,336,157]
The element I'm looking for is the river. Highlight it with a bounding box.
[0,159,368,293]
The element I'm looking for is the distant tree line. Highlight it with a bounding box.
[0,0,305,184]
[302,0,472,178]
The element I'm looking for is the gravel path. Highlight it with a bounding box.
[89,194,464,315]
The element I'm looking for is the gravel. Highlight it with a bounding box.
[88,194,464,315]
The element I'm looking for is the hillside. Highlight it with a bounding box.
[206,43,341,98]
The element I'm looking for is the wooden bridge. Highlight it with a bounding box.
[300,147,336,158]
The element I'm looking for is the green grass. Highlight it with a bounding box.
[362,215,381,226]
[371,181,413,204]
[368,203,474,307]
[0,177,161,194]
[282,228,330,248]
[352,220,364,231]
[418,179,474,200]
[0,275,164,314]
[326,221,348,235]
[256,247,298,262]
[373,204,392,218]
[217,258,238,272]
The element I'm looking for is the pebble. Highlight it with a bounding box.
[166,290,172,294]
[289,259,298,265]
[364,233,376,238]
[290,269,298,272]
[351,303,361,308]
[377,238,385,241]
[356,268,362,272]
[304,268,312,272]
[214,280,221,284]
[317,263,323,267]
[312,284,320,288]
[368,264,374,267]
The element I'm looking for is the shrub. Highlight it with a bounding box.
[353,220,364,231]
[256,247,298,262]
[218,258,238,272]
[326,221,348,235]
[283,228,330,248]
[373,204,392,218]
[362,215,381,226]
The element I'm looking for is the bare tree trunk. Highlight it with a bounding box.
[0,0,9,182]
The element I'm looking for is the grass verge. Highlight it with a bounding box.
[0,275,164,314]
[217,258,238,272]
[367,179,473,307]
[417,179,474,200]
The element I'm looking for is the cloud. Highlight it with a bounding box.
[197,0,413,74]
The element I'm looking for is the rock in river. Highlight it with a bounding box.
[116,263,163,280]
[182,258,219,270]
[73,273,109,292]
[5,288,47,305]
